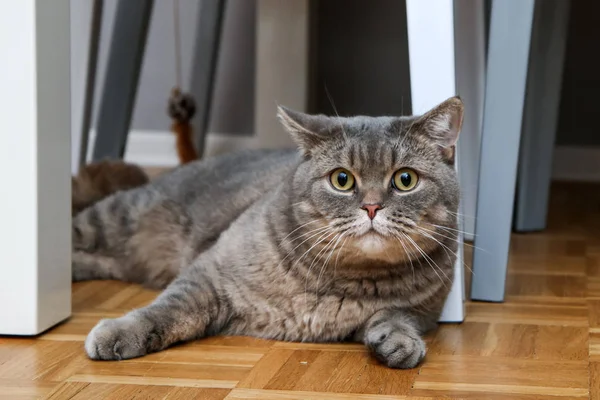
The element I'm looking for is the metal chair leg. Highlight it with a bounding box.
[513,0,570,232]
[92,0,154,161]
[78,0,103,167]
[470,0,535,302]
[189,0,226,158]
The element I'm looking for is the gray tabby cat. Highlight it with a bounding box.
[73,96,463,369]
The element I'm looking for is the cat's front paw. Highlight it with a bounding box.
[85,316,159,360]
[365,321,426,369]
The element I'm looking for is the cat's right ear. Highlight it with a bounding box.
[277,106,339,156]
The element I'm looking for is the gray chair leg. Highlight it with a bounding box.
[92,0,154,161]
[78,0,103,167]
[189,0,226,158]
[454,0,487,242]
[513,1,570,232]
[470,0,535,302]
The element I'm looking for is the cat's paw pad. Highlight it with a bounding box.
[85,316,156,361]
[365,322,426,369]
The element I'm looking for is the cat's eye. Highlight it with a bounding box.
[392,168,418,191]
[330,168,355,191]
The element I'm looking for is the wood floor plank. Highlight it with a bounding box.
[44,382,90,399]
[225,388,446,399]
[64,383,172,400]
[66,375,238,389]
[413,355,588,399]
[411,381,588,398]
[165,387,231,400]
[590,362,600,400]
[0,379,56,399]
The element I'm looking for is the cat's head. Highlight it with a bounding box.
[278,97,463,264]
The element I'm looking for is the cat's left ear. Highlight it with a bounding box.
[413,96,464,160]
[277,106,340,156]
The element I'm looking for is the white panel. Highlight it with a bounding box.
[406,0,464,322]
[406,0,456,113]
[0,0,71,335]
[254,0,309,148]
[0,0,38,334]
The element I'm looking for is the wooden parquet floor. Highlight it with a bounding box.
[1,182,599,399]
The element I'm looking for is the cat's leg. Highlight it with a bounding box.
[72,251,124,281]
[356,310,436,369]
[85,266,229,360]
[72,187,194,288]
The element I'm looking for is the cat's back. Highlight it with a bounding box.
[154,149,298,193]
[152,148,301,229]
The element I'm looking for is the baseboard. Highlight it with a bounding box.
[552,145,600,182]
[87,130,256,167]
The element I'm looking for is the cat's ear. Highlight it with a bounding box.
[414,96,464,153]
[277,106,340,156]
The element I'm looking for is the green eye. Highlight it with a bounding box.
[330,168,355,191]
[392,168,418,191]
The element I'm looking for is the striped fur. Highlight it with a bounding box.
[80,97,464,369]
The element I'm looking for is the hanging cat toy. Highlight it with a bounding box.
[167,0,198,164]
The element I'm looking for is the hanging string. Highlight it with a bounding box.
[168,0,198,164]
[172,0,183,89]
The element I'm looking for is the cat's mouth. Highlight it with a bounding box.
[353,225,392,245]
[355,231,388,252]
[361,228,385,240]
[347,217,388,238]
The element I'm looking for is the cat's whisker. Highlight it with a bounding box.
[310,232,341,275]
[277,227,335,276]
[402,233,451,288]
[280,220,322,244]
[285,220,354,247]
[296,229,337,266]
[274,230,337,311]
[414,228,459,259]
[281,228,332,263]
[412,227,474,276]
[324,83,348,141]
[415,225,460,244]
[393,233,416,291]
[394,117,418,150]
[397,232,438,283]
[421,225,490,254]
[416,224,461,242]
[290,201,309,208]
[303,230,340,310]
[446,210,477,220]
[428,223,476,237]
[315,231,348,299]
[285,225,332,245]
[332,234,350,282]
[311,236,340,299]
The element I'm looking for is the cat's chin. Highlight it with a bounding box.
[350,231,396,261]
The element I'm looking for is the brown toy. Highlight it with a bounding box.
[168,87,197,164]
[71,160,149,216]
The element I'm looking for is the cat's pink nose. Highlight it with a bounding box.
[361,204,382,220]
